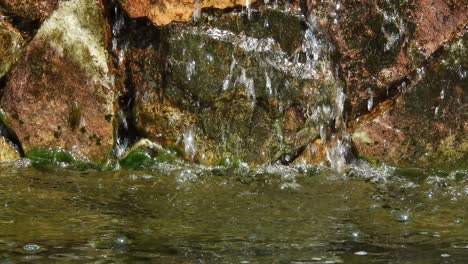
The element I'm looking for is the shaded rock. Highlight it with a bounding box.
[121,3,343,165]
[0,17,23,79]
[351,33,468,169]
[309,0,468,117]
[117,0,255,26]
[0,0,58,21]
[0,0,116,164]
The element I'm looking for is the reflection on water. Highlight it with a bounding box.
[0,160,466,263]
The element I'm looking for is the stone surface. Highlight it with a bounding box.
[309,0,468,117]
[117,3,343,165]
[351,33,468,169]
[118,0,255,26]
[0,17,22,79]
[0,0,116,164]
[0,0,58,21]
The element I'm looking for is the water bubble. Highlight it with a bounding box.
[354,251,368,256]
[114,236,128,245]
[23,244,40,253]
[441,254,450,258]
[454,218,463,224]
[398,214,410,222]
[351,231,360,238]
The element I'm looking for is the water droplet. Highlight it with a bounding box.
[351,231,360,238]
[354,251,368,256]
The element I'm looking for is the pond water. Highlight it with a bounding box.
[0,160,466,263]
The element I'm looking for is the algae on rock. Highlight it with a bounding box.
[0,0,116,164]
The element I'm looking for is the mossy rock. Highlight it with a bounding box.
[119,139,182,170]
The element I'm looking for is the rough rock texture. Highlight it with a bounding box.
[0,0,59,21]
[116,3,343,165]
[0,0,116,164]
[309,0,468,117]
[351,33,468,169]
[0,18,22,79]
[118,0,255,26]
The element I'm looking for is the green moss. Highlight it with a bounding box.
[119,150,153,170]
[119,149,179,170]
[27,148,98,170]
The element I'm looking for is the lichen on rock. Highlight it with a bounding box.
[0,17,22,79]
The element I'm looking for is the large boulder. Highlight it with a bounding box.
[351,33,468,169]
[0,17,22,79]
[118,3,343,165]
[308,0,468,117]
[0,0,58,21]
[0,0,116,164]
[118,0,256,26]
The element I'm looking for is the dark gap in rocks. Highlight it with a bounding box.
[108,0,164,155]
[7,15,40,40]
[272,145,307,165]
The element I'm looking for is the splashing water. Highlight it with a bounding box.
[183,128,196,159]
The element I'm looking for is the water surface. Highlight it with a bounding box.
[0,161,467,263]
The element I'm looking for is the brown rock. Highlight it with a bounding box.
[309,0,468,117]
[0,0,116,164]
[0,0,58,21]
[118,0,254,26]
[351,33,468,169]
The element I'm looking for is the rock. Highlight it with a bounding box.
[117,0,255,26]
[0,17,23,79]
[351,33,468,169]
[0,136,19,161]
[0,121,20,161]
[120,3,343,165]
[309,0,468,117]
[0,0,58,21]
[0,0,116,164]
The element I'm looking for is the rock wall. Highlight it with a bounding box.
[0,0,466,168]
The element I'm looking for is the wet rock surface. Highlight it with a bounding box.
[0,17,22,79]
[0,0,116,164]
[119,4,343,165]
[117,0,254,26]
[352,33,468,169]
[309,0,468,117]
[0,0,59,21]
